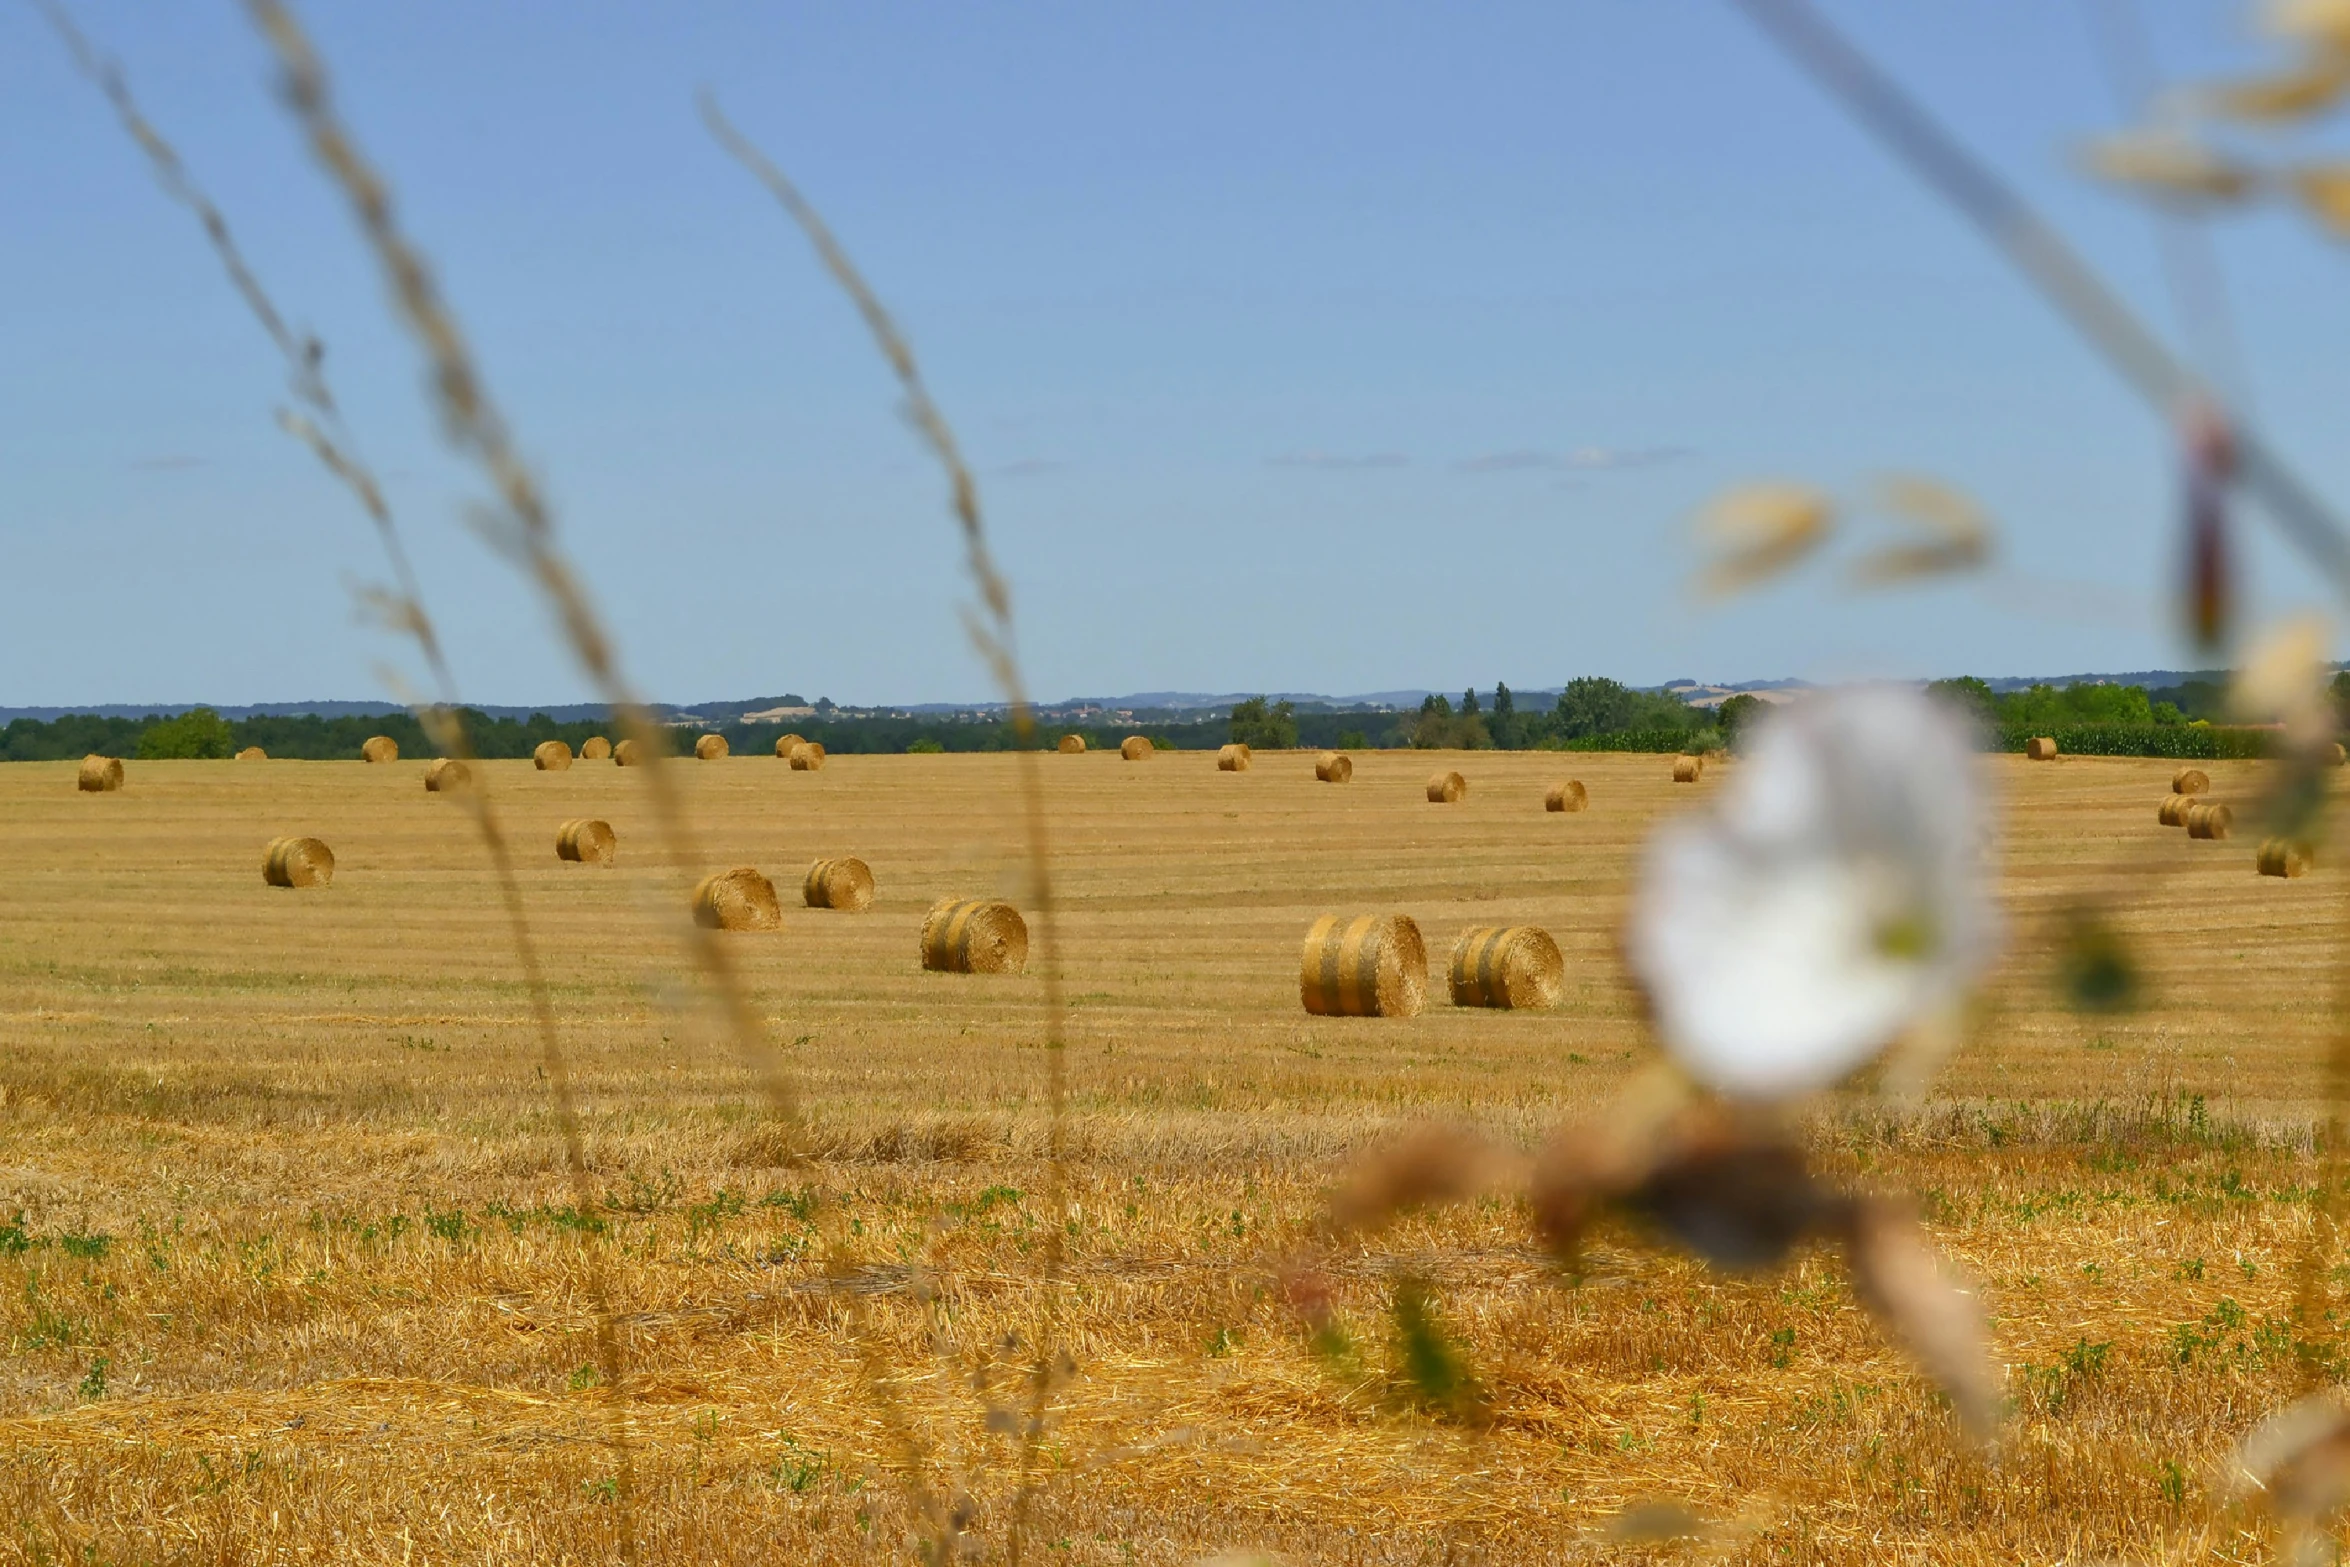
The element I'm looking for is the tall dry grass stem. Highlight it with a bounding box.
[701,92,1073,1564]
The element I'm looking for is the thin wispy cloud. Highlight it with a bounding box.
[129,454,206,472]
[1267,449,1409,471]
[1453,444,1693,474]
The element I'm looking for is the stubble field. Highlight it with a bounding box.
[0,746,2342,1564]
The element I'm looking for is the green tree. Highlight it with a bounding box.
[1716,693,1765,746]
[1460,688,1479,716]
[1926,676,1998,723]
[137,707,235,759]
[1553,677,1640,739]
[1229,696,1299,750]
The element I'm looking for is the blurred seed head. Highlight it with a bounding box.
[2268,0,2350,52]
[2080,132,2262,206]
[2290,164,2350,237]
[1849,475,1995,587]
[2233,1390,2350,1523]
[2232,613,2335,749]
[1841,1196,1998,1447]
[1325,1125,1518,1239]
[2196,54,2350,120]
[1695,483,1833,598]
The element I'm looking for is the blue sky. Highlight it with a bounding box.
[7,2,2350,707]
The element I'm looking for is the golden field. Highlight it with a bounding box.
[0,746,2343,1563]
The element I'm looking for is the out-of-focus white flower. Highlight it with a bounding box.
[1629,686,1997,1099]
[2231,612,2335,749]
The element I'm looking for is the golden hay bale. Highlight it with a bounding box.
[555,818,616,865]
[1121,735,1154,761]
[236,746,267,762]
[1545,779,1588,813]
[788,742,826,771]
[2258,838,2314,878]
[2171,767,2210,795]
[695,733,729,761]
[1448,925,1566,1010]
[1217,743,1252,772]
[803,856,876,912]
[773,733,806,758]
[261,835,334,888]
[692,867,781,931]
[2157,793,2195,827]
[1314,751,1353,784]
[2186,801,2234,840]
[614,738,646,767]
[1299,913,1427,1018]
[921,897,1029,974]
[76,755,124,793]
[423,757,471,793]
[533,739,574,771]
[2026,736,2059,761]
[361,735,399,764]
[1426,770,1467,803]
[581,736,612,760]
[1058,734,1086,754]
[1672,756,1702,784]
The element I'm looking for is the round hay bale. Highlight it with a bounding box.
[1671,756,1702,784]
[76,755,123,793]
[803,856,875,912]
[236,746,267,762]
[2157,793,2195,827]
[2172,767,2210,795]
[1426,770,1467,804]
[695,733,729,761]
[1217,743,1252,772]
[1121,735,1154,761]
[788,742,826,771]
[361,735,399,764]
[1447,925,1565,1010]
[1544,779,1588,813]
[773,733,806,758]
[1314,751,1353,784]
[2258,838,2314,878]
[921,897,1029,974]
[1299,913,1426,1018]
[423,757,471,793]
[262,835,334,888]
[1058,734,1086,754]
[2186,801,2234,840]
[555,818,616,866]
[2026,736,2059,761]
[692,867,781,931]
[533,739,574,771]
[581,736,612,760]
[614,738,646,767]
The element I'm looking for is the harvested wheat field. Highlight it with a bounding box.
[3,748,2349,1563]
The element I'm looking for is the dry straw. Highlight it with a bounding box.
[695,733,729,760]
[580,735,611,760]
[2188,800,2236,839]
[2173,766,2211,794]
[2158,792,2195,827]
[1058,733,1086,753]
[236,746,267,761]
[261,835,333,888]
[788,742,826,771]
[772,732,805,758]
[555,818,616,866]
[1448,925,1566,1010]
[2027,736,2060,760]
[1120,735,1154,761]
[2259,837,2315,878]
[1545,779,1589,812]
[533,739,573,771]
[612,738,646,767]
[1314,751,1353,783]
[1426,769,1467,803]
[1217,743,1252,771]
[692,867,782,931]
[803,856,876,912]
[360,734,398,763]
[1672,755,1703,783]
[76,755,123,793]
[921,897,1029,974]
[1300,913,1427,1017]
[424,757,470,793]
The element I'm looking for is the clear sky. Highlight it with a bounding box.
[7,2,2349,708]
